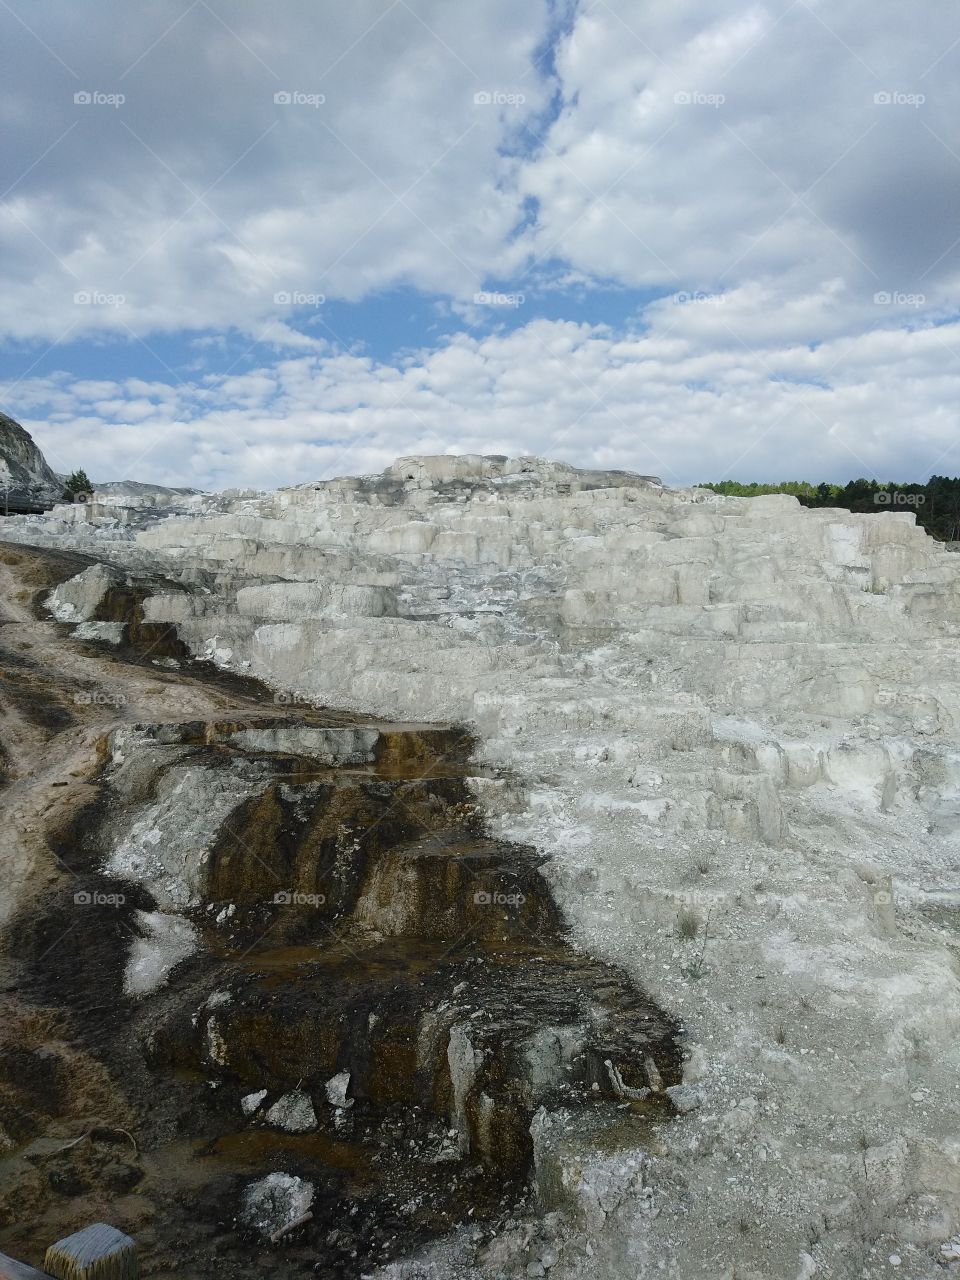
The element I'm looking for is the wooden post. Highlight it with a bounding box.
[43,1226,137,1280]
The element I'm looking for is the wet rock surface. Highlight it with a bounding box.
[0,544,681,1279]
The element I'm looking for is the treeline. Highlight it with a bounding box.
[699,476,960,541]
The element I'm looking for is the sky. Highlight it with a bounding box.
[1,0,958,492]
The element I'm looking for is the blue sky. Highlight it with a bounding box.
[1,0,959,490]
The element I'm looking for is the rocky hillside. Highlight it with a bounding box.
[0,413,61,512]
[4,454,960,1278]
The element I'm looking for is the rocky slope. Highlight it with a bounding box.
[4,453,960,1277]
[0,415,62,513]
[0,543,684,1277]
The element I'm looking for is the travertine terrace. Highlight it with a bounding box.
[5,452,960,1278]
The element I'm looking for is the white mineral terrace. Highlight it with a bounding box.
[12,452,960,1278]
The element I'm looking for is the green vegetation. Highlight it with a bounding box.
[62,469,93,502]
[699,476,960,541]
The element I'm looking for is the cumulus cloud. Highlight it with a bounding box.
[10,311,960,490]
[0,0,554,341]
[2,0,959,485]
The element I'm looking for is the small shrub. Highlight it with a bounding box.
[676,907,700,940]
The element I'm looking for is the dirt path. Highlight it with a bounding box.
[0,553,255,933]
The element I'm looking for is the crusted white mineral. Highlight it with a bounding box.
[264,1091,318,1134]
[9,449,960,1278]
[239,1172,314,1240]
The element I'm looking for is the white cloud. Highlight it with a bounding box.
[2,0,959,487]
[0,0,554,341]
[10,311,960,490]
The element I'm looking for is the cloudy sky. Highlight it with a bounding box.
[1,0,958,490]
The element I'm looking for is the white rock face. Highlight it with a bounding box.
[11,452,960,1278]
[47,562,118,622]
[102,748,270,910]
[124,910,199,997]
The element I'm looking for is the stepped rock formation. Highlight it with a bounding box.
[4,449,960,1277]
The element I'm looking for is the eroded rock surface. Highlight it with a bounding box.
[0,542,680,1279]
[4,451,960,1276]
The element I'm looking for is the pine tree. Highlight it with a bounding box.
[62,469,93,502]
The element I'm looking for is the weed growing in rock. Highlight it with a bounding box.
[676,907,700,940]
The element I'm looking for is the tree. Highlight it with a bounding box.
[62,469,93,503]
